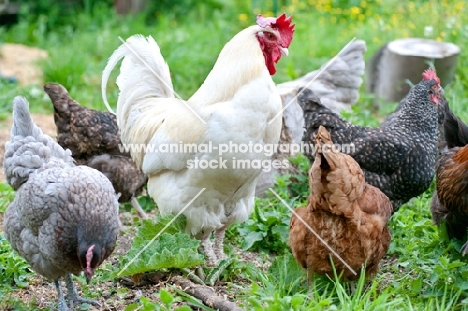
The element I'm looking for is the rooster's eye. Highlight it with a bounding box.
[267,33,275,40]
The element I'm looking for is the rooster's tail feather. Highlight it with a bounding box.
[4,97,73,189]
[101,35,173,117]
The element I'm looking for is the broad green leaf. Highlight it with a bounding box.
[115,216,204,277]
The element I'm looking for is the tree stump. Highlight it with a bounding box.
[114,0,146,15]
[367,38,460,103]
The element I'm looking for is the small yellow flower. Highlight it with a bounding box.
[238,14,248,22]
[360,0,367,8]
[350,6,361,15]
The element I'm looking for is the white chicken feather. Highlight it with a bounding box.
[102,15,295,265]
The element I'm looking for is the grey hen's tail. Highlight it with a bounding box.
[3,96,74,190]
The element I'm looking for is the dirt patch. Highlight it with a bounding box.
[6,214,260,310]
[0,113,56,183]
[0,43,48,85]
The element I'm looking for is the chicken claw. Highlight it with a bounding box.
[214,226,228,261]
[201,238,218,267]
[65,274,101,309]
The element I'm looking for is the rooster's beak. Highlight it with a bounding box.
[280,47,289,56]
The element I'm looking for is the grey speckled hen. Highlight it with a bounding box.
[299,69,441,211]
[3,96,120,311]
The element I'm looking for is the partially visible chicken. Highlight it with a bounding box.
[43,83,148,218]
[430,100,468,255]
[256,40,367,195]
[289,126,392,280]
[278,39,366,114]
[3,97,119,311]
[298,69,442,210]
[102,14,295,265]
[439,97,468,149]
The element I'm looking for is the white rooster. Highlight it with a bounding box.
[102,14,295,265]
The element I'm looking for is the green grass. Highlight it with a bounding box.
[1,0,468,310]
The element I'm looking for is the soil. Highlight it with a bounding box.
[5,212,265,310]
[0,43,48,85]
[0,113,56,183]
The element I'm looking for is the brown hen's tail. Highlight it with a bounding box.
[309,126,364,218]
[442,97,468,149]
[43,83,77,132]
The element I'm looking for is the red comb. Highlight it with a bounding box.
[256,13,295,48]
[422,68,440,85]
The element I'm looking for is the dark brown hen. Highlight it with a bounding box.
[43,83,148,218]
[289,126,392,281]
[430,99,468,255]
[299,69,442,210]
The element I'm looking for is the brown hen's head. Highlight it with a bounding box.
[255,14,295,75]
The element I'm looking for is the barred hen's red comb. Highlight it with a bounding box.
[256,13,295,48]
[422,68,440,85]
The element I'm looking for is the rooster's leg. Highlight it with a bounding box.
[131,197,148,219]
[201,237,218,267]
[55,279,68,311]
[64,273,101,309]
[213,226,227,261]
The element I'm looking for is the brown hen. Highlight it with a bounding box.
[43,83,148,218]
[430,99,468,255]
[289,126,393,281]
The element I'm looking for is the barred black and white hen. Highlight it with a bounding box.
[298,69,442,210]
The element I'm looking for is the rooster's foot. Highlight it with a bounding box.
[65,274,101,309]
[201,238,218,266]
[214,226,227,261]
